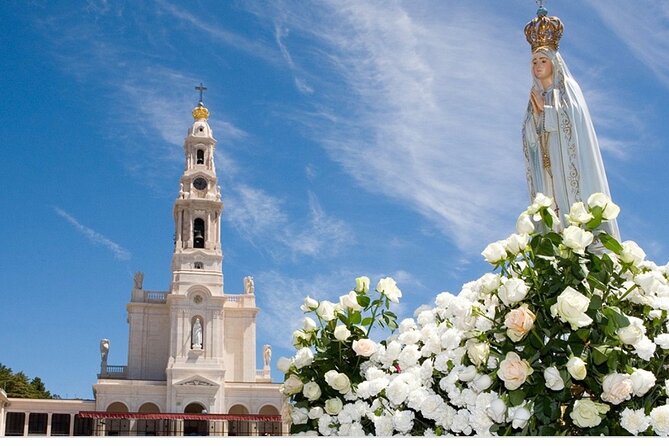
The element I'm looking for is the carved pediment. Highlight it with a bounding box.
[174,375,218,387]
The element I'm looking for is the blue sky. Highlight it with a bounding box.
[1,0,668,400]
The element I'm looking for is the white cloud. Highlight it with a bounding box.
[255,1,532,252]
[54,207,131,261]
[586,1,669,88]
[224,186,353,259]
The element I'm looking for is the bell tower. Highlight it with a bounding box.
[171,83,224,296]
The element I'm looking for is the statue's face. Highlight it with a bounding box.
[532,52,553,83]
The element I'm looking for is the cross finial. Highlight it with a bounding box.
[536,0,546,8]
[195,83,207,104]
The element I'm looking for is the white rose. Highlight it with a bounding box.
[466,340,490,367]
[516,211,535,235]
[617,316,646,345]
[277,356,292,373]
[509,405,531,429]
[339,291,362,311]
[458,365,477,382]
[355,276,370,293]
[634,336,657,361]
[506,233,529,255]
[334,324,351,341]
[480,273,501,294]
[482,241,507,264]
[504,304,536,342]
[291,407,309,425]
[551,287,593,330]
[392,410,415,434]
[376,277,402,303]
[303,317,317,332]
[544,366,565,391]
[302,381,322,401]
[630,369,656,397]
[566,356,587,380]
[308,406,324,420]
[655,333,669,349]
[498,277,529,307]
[650,404,669,436]
[562,225,594,255]
[571,399,609,428]
[301,296,319,311]
[620,241,646,265]
[620,408,651,436]
[587,192,620,220]
[529,193,553,212]
[316,300,337,321]
[324,370,351,394]
[281,374,303,395]
[324,397,343,415]
[294,347,314,369]
[497,352,534,390]
[352,338,377,357]
[601,373,633,405]
[487,398,507,423]
[471,374,493,392]
[292,329,310,346]
[567,202,593,225]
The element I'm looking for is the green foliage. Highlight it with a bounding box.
[0,363,54,399]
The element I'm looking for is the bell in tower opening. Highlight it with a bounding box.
[196,149,205,165]
[193,218,205,248]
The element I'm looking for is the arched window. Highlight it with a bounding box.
[258,405,281,436]
[193,218,205,248]
[196,149,205,165]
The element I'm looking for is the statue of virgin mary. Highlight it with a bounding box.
[522,5,620,240]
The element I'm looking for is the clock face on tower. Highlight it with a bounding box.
[193,177,208,190]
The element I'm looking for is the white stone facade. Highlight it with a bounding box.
[92,101,283,425]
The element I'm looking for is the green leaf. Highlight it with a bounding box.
[361,317,374,326]
[509,389,526,406]
[601,306,630,329]
[357,294,370,308]
[599,233,623,255]
[350,311,361,325]
[592,345,611,365]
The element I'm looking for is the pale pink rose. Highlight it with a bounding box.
[496,352,534,390]
[504,304,536,342]
[601,373,633,405]
[353,338,378,357]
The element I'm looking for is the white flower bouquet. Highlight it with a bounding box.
[281,194,669,436]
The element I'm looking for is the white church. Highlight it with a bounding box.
[0,93,285,437]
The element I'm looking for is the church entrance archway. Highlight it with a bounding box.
[137,403,161,436]
[105,402,129,436]
[184,402,208,436]
[258,405,281,436]
[228,404,250,436]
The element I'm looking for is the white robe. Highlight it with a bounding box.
[522,50,620,240]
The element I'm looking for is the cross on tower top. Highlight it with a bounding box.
[195,83,207,104]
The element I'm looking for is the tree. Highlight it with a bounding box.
[0,363,53,399]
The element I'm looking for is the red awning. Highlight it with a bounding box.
[78,411,282,422]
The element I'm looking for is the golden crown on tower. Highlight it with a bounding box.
[524,3,563,52]
[192,101,210,120]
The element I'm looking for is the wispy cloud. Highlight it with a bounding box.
[224,186,354,259]
[54,207,131,261]
[255,1,530,252]
[274,22,314,95]
[586,1,669,89]
[155,0,281,66]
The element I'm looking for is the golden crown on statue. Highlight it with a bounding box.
[524,5,563,52]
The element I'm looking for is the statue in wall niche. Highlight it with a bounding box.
[263,344,272,368]
[100,339,110,368]
[192,318,203,350]
[133,271,144,290]
[244,276,255,294]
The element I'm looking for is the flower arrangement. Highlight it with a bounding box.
[280,193,669,436]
